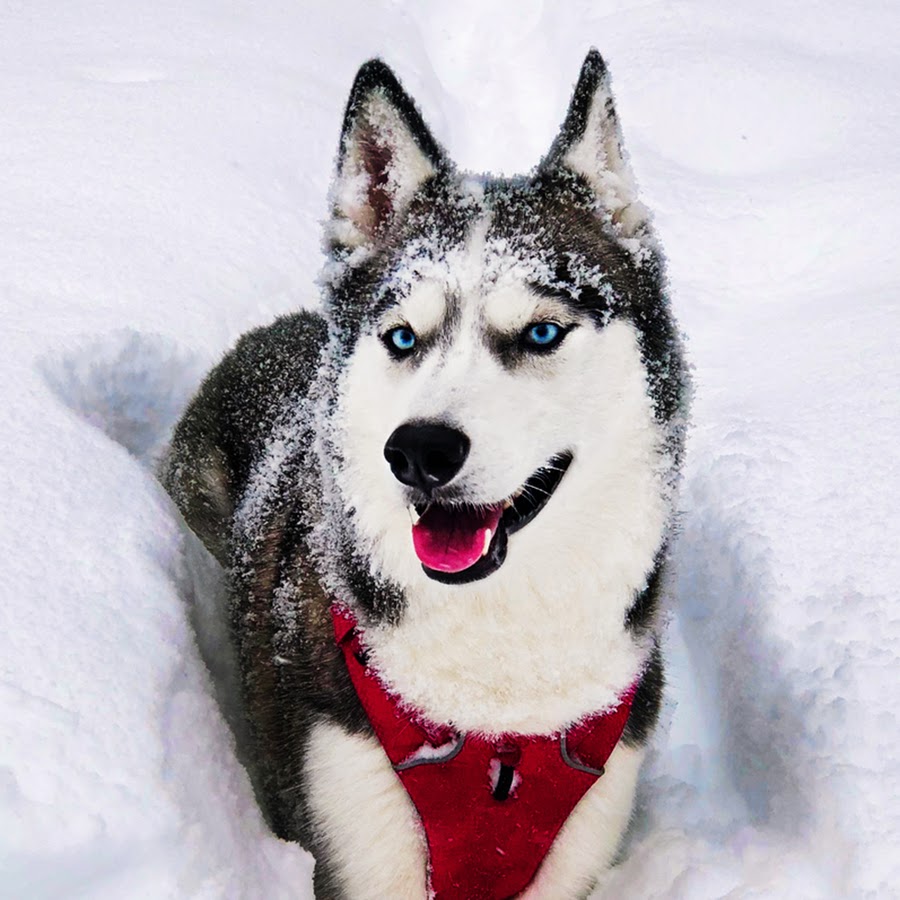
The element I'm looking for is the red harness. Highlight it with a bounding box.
[331,605,637,900]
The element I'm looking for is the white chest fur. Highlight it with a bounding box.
[366,569,651,735]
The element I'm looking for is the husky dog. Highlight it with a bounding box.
[163,50,687,900]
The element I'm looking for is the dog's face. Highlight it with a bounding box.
[321,55,684,605]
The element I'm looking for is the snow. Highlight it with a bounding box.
[2,1,898,897]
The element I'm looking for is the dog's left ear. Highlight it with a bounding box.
[542,50,649,239]
[328,60,448,253]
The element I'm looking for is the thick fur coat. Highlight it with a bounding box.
[162,50,688,899]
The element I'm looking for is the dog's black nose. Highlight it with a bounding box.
[384,422,470,492]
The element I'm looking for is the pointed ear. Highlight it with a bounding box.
[329,59,448,253]
[542,50,649,240]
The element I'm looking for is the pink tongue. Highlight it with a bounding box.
[412,505,503,573]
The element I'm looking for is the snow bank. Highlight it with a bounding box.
[2,1,898,897]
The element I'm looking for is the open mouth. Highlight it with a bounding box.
[410,451,573,585]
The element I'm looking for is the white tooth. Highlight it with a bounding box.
[502,498,513,510]
[409,505,421,525]
[482,528,493,557]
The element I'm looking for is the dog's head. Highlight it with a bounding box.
[318,52,686,608]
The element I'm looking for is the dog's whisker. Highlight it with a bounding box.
[278,781,306,797]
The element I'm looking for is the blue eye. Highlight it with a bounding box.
[523,322,564,349]
[384,326,417,356]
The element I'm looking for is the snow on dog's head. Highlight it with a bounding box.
[317,53,686,622]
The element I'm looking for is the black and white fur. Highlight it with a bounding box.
[162,50,688,900]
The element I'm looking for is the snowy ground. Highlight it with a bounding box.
[2,1,899,897]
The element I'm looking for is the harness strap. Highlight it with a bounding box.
[332,604,637,900]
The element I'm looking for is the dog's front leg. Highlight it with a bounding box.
[520,743,645,900]
[304,721,428,899]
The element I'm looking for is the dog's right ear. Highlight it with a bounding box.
[328,60,448,254]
